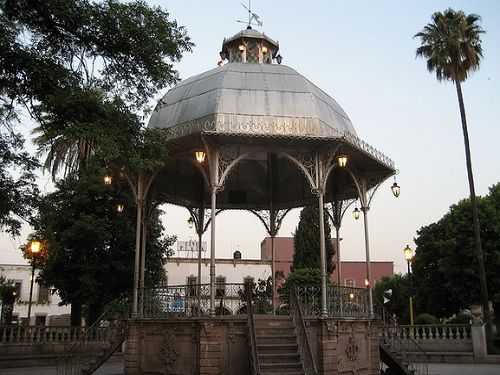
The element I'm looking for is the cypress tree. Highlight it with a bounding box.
[292,204,335,274]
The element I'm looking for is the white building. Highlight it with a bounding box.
[165,256,271,286]
[0,264,71,325]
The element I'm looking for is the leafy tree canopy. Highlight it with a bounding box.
[292,204,334,274]
[373,274,410,324]
[412,183,500,318]
[30,160,175,324]
[0,130,39,235]
[1,0,193,118]
[1,0,192,178]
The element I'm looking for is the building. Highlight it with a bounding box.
[165,254,271,287]
[260,237,393,287]
[0,264,71,325]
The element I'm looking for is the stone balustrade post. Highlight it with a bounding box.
[471,323,487,362]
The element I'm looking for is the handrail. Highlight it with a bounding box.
[376,300,429,375]
[55,293,130,375]
[290,285,318,375]
[245,283,260,375]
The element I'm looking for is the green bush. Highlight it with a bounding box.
[414,313,439,325]
[278,268,322,304]
[448,313,473,324]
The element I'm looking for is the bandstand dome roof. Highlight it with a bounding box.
[147,27,395,211]
[148,62,357,139]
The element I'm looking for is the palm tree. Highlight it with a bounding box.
[415,9,493,350]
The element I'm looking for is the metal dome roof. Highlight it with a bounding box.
[148,62,357,139]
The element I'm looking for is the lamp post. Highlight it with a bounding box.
[27,240,41,326]
[404,244,414,329]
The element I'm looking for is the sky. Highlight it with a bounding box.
[2,0,499,275]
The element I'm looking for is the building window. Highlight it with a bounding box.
[243,276,254,287]
[187,276,197,297]
[35,315,47,326]
[345,278,355,287]
[216,276,226,297]
[14,282,21,300]
[11,314,19,325]
[38,284,49,303]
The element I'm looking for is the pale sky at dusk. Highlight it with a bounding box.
[2,1,499,276]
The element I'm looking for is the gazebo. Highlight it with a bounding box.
[145,25,397,318]
[55,24,406,375]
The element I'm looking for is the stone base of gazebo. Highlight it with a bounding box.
[124,316,380,375]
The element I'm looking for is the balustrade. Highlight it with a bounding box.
[399,324,471,340]
[0,325,86,344]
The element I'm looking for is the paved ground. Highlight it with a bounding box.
[2,362,500,374]
[428,363,500,375]
[0,361,123,375]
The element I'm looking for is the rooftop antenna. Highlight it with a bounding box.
[237,0,263,28]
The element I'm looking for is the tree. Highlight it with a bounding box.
[373,274,410,324]
[32,160,176,325]
[1,0,193,178]
[0,276,17,325]
[412,184,500,320]
[0,131,39,236]
[292,204,334,274]
[414,8,492,348]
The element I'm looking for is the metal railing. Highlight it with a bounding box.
[0,325,86,344]
[142,283,248,317]
[245,284,260,375]
[56,295,131,375]
[294,284,370,318]
[376,301,429,375]
[290,285,318,375]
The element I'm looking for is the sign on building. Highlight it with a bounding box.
[177,240,207,258]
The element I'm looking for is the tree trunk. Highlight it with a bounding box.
[455,80,493,352]
[71,301,82,326]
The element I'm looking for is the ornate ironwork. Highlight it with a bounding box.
[290,285,318,375]
[245,283,260,375]
[159,119,394,171]
[142,284,248,317]
[295,285,370,318]
[250,208,292,235]
[295,285,322,317]
[327,285,369,317]
[376,300,429,375]
[56,294,131,375]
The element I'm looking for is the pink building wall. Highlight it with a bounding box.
[260,237,393,288]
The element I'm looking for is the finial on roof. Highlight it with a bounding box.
[237,0,263,28]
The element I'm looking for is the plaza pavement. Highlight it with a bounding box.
[1,362,500,374]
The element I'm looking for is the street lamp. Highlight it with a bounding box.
[195,150,206,163]
[27,240,41,326]
[353,206,361,220]
[336,153,348,167]
[404,244,415,329]
[391,176,400,198]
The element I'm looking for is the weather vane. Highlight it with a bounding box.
[237,0,263,28]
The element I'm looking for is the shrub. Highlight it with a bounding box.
[414,313,439,325]
[448,313,473,324]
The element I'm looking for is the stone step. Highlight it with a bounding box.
[259,352,300,363]
[256,334,297,344]
[260,361,304,372]
[255,327,295,336]
[257,342,299,354]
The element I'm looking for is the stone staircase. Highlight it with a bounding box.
[253,316,305,375]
